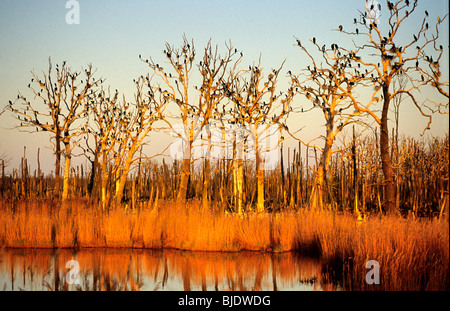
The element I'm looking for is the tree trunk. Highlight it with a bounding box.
[87,148,99,197]
[380,91,397,215]
[177,158,191,205]
[311,122,334,210]
[54,127,61,199]
[311,165,325,210]
[255,137,265,213]
[115,153,134,206]
[62,141,71,201]
[202,126,212,210]
[236,158,244,214]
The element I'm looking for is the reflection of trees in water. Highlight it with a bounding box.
[0,248,337,291]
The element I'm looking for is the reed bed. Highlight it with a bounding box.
[0,198,448,290]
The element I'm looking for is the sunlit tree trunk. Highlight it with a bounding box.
[310,137,333,210]
[202,125,212,210]
[54,126,61,199]
[380,90,396,215]
[62,139,72,201]
[177,141,192,205]
[255,135,265,213]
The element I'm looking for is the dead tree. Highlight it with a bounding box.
[417,13,449,112]
[339,0,445,214]
[289,38,366,210]
[224,61,293,213]
[82,87,122,207]
[7,58,102,200]
[140,37,241,206]
[112,77,163,206]
[86,79,164,208]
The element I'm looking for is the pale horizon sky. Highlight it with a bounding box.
[0,0,448,174]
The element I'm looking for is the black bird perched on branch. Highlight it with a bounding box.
[425,10,428,17]
[312,37,316,44]
[387,2,393,10]
[339,25,343,31]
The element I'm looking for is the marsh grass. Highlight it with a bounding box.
[0,198,448,290]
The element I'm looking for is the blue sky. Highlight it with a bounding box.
[0,0,448,173]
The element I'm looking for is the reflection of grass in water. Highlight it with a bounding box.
[0,199,448,290]
[1,249,325,291]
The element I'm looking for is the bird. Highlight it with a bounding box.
[312,37,316,44]
[413,34,418,42]
[425,10,428,17]
[354,18,357,24]
[388,2,393,10]
[405,0,409,6]
[339,25,343,31]
[356,28,359,34]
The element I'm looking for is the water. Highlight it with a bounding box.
[0,248,340,291]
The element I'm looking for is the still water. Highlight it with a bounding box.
[0,248,340,291]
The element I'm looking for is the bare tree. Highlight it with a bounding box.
[113,77,163,206]
[224,61,293,213]
[338,0,445,214]
[83,87,122,207]
[417,14,449,113]
[289,38,367,210]
[140,37,241,205]
[7,58,102,200]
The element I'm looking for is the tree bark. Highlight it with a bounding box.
[255,137,265,213]
[380,90,397,215]
[54,127,61,199]
[62,141,71,201]
[115,150,136,206]
[202,126,212,210]
[311,121,334,210]
[177,158,191,205]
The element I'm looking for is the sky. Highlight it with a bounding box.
[0,0,448,174]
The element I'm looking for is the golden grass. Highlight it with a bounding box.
[0,198,448,290]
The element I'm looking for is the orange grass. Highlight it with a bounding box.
[0,198,448,290]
